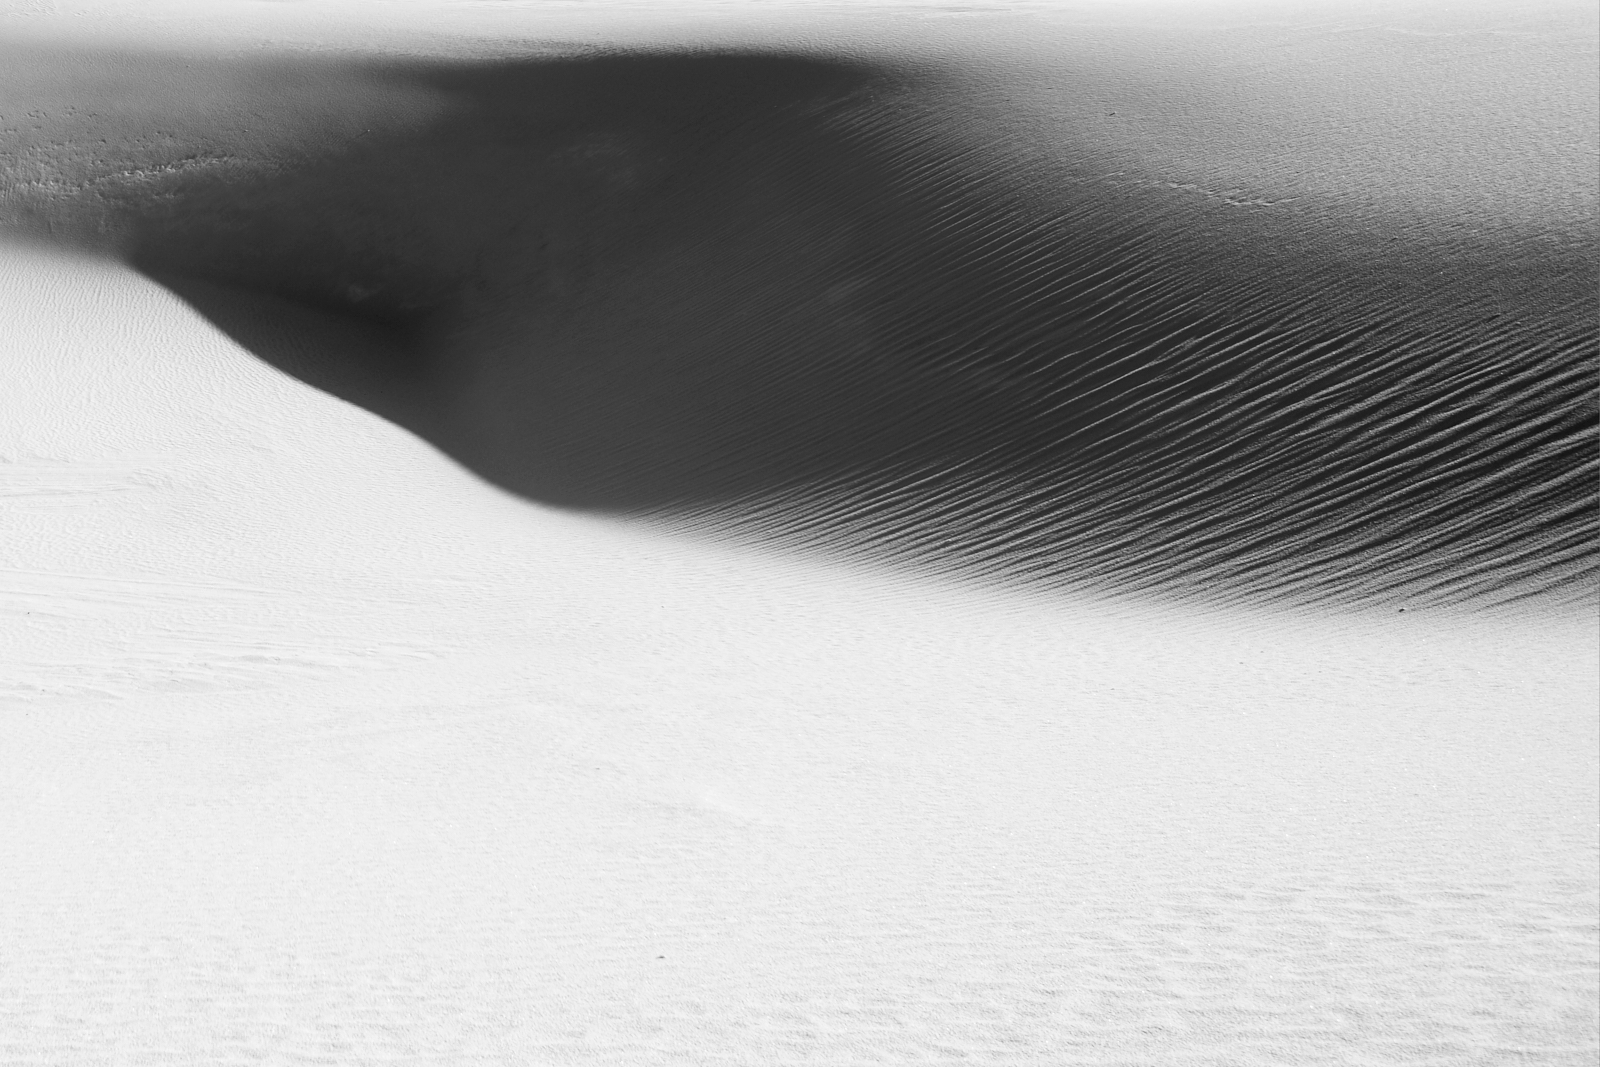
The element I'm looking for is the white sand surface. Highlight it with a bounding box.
[3,2,1598,1064]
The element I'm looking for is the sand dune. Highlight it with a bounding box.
[4,8,1594,609]
[2,2,1597,1064]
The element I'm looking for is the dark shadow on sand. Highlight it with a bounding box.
[19,48,1594,609]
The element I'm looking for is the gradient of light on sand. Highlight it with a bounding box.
[4,6,1593,611]
[2,1,1597,1064]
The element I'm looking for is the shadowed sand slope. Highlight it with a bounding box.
[3,41,1595,610]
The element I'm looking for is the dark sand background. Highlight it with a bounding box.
[2,6,1594,611]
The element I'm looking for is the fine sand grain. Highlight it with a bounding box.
[2,1,1597,1064]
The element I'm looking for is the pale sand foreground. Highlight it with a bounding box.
[3,1,1599,1064]
[2,244,1596,1065]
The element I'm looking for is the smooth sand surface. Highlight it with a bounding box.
[2,1,1597,1064]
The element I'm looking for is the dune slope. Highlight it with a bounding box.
[2,31,1594,610]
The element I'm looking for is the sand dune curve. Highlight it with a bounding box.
[2,31,1594,611]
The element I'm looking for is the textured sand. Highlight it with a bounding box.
[2,1,1597,1064]
[4,1,1594,608]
